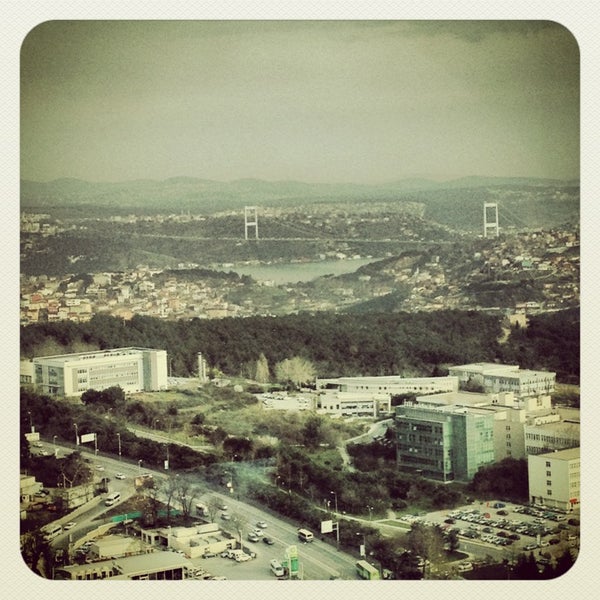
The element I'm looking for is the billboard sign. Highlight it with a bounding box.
[320,520,333,534]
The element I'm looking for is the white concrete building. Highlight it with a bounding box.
[314,375,458,419]
[317,391,390,418]
[448,362,556,397]
[528,447,580,512]
[524,414,580,455]
[316,375,459,396]
[32,347,168,397]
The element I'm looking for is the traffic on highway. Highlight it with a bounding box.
[46,441,359,580]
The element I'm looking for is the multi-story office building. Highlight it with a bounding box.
[394,403,495,482]
[448,362,556,397]
[528,447,580,512]
[414,390,558,461]
[31,347,168,397]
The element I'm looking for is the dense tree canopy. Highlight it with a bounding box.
[21,309,577,383]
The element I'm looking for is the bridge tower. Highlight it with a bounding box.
[244,206,259,240]
[483,202,499,238]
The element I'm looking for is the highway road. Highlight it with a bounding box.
[42,441,359,580]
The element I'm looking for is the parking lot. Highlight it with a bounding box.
[402,501,580,558]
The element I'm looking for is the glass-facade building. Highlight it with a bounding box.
[395,403,495,482]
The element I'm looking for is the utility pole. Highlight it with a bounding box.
[330,491,339,549]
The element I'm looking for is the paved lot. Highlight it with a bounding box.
[404,500,580,563]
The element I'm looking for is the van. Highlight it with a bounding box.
[270,559,285,577]
[297,528,314,543]
[105,492,121,506]
[45,524,62,540]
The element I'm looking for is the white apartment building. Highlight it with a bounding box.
[31,347,168,397]
[448,362,556,397]
[528,447,580,512]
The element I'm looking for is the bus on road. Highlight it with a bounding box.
[356,560,380,580]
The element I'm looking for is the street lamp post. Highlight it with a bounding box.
[116,433,121,461]
[367,505,373,521]
[27,411,33,433]
[53,435,57,457]
[138,459,142,475]
[74,423,79,446]
[330,491,339,549]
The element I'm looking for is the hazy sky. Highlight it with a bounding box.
[20,20,580,184]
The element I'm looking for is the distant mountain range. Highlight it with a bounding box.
[20,175,580,231]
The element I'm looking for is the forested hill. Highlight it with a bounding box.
[20,309,579,384]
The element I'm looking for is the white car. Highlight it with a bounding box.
[235,553,251,562]
[63,521,76,530]
[96,465,105,471]
[115,472,126,479]
[256,521,267,528]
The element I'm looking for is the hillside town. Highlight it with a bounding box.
[20,213,579,324]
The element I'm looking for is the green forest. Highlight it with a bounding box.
[20,308,580,384]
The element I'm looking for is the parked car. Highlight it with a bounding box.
[63,522,76,530]
[115,472,126,480]
[263,536,274,545]
[247,533,260,542]
[203,551,217,558]
[256,521,267,528]
[221,512,231,520]
[548,538,560,545]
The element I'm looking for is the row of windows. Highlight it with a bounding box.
[398,445,445,457]
[527,433,578,444]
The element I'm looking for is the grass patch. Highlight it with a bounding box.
[379,520,410,528]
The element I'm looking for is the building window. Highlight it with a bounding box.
[546,480,552,486]
[545,461,551,467]
[546,471,551,477]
